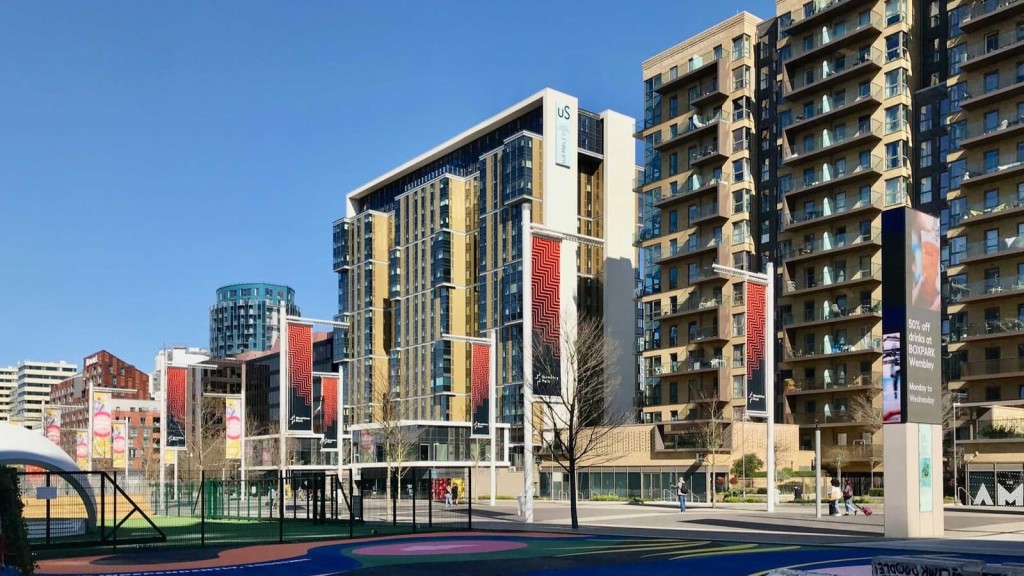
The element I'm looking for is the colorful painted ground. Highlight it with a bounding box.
[37,532,1019,576]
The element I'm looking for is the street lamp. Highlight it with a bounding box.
[713,261,775,513]
[442,331,498,507]
[952,400,960,506]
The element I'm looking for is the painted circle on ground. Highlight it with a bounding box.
[352,539,527,556]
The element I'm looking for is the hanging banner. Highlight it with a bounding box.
[165,366,187,449]
[318,375,339,451]
[746,282,768,417]
[225,397,242,459]
[919,425,934,512]
[112,422,127,470]
[75,431,89,469]
[471,343,491,438]
[287,322,314,433]
[92,391,112,460]
[164,449,177,467]
[44,407,62,446]
[532,236,561,396]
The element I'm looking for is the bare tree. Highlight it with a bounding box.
[692,391,728,508]
[468,438,490,502]
[181,396,229,472]
[530,315,633,530]
[849,391,883,430]
[375,384,421,503]
[827,445,852,483]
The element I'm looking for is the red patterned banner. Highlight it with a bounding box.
[165,366,187,449]
[319,375,339,450]
[471,344,490,438]
[745,282,767,417]
[287,323,314,433]
[532,236,561,396]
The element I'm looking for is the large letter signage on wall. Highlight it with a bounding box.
[532,236,562,396]
[555,101,572,168]
[287,322,314,433]
[165,366,187,449]
[745,281,768,417]
[881,207,942,424]
[470,343,491,438]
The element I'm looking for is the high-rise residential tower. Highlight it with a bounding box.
[333,88,636,473]
[0,366,16,422]
[11,360,78,428]
[209,283,300,358]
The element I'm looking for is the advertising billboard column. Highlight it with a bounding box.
[881,207,944,538]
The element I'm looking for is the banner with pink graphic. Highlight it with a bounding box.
[44,407,61,446]
[225,397,242,459]
[92,391,112,459]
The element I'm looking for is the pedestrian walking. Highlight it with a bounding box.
[676,476,688,512]
[843,480,856,516]
[444,483,453,509]
[828,479,841,516]
[268,486,277,517]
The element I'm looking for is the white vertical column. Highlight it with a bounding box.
[87,381,94,472]
[338,364,345,478]
[489,329,497,507]
[522,201,535,523]
[765,262,776,513]
[278,305,288,473]
[158,363,166,510]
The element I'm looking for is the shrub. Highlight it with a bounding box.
[591,494,621,501]
[629,497,646,505]
[868,488,885,497]
[0,466,34,576]
[722,496,762,503]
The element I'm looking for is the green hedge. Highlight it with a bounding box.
[0,466,34,576]
[868,488,884,497]
[723,496,763,503]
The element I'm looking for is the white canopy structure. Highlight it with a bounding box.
[0,423,97,529]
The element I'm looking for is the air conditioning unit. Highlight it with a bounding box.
[509,466,518,472]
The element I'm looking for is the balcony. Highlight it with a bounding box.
[781,299,882,329]
[656,112,726,151]
[690,80,729,108]
[633,226,662,246]
[688,201,728,225]
[656,235,728,265]
[785,86,882,134]
[661,356,730,376]
[789,410,858,426]
[962,31,1024,72]
[691,267,728,285]
[961,0,1024,33]
[948,273,1024,304]
[785,371,881,395]
[961,158,1024,188]
[782,230,882,264]
[950,319,1024,343]
[782,122,881,166]
[784,192,881,232]
[960,116,1024,150]
[688,142,729,168]
[784,265,882,296]
[655,50,726,95]
[659,296,722,321]
[962,356,1024,379]
[782,0,876,34]
[961,75,1024,111]
[784,337,882,362]
[783,157,883,200]
[785,12,883,70]
[955,234,1024,265]
[654,176,728,208]
[784,50,881,100]
[954,197,1024,227]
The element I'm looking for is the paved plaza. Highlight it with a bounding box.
[36,501,1024,576]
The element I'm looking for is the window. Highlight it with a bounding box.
[949,44,967,75]
[668,210,678,233]
[885,177,906,205]
[985,71,1000,93]
[733,159,749,182]
[733,34,750,60]
[733,66,750,90]
[885,140,906,169]
[885,69,906,98]
[733,313,746,337]
[669,153,678,176]
[669,267,679,290]
[986,228,1000,254]
[669,96,678,118]
[920,140,933,169]
[950,235,967,265]
[949,83,967,112]
[885,32,907,61]
[885,0,904,24]
[885,105,907,133]
[733,376,745,398]
[919,175,933,204]
[984,110,999,133]
[984,149,1000,173]
[986,32,1000,54]
[733,189,750,213]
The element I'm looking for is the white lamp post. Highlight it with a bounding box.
[712,261,775,513]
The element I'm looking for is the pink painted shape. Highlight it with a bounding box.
[352,540,527,556]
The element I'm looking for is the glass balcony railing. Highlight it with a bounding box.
[960,235,1024,261]
[785,337,882,359]
[782,0,870,30]
[950,319,1024,341]
[962,355,1024,377]
[785,156,883,196]
[663,356,729,374]
[964,73,1024,107]
[781,299,882,326]
[787,372,881,392]
[781,229,881,260]
[948,273,1024,302]
[690,80,724,102]
[689,202,724,223]
[659,296,721,318]
[786,193,879,229]
[785,49,879,94]
[784,121,879,162]
[789,410,857,425]
[954,196,1024,226]
[788,86,881,128]
[964,0,1024,23]
[965,31,1024,63]
[788,12,882,62]
[689,143,726,164]
[687,326,723,342]
[661,235,728,260]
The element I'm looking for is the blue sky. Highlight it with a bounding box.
[0,0,773,371]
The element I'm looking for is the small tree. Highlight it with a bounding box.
[0,466,34,576]
[375,383,421,504]
[530,315,633,530]
[731,453,764,487]
[694,391,728,508]
[827,445,852,483]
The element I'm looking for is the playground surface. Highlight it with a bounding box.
[36,530,1024,576]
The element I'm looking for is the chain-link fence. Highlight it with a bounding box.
[17,466,473,553]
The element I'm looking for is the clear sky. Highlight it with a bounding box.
[0,0,773,371]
